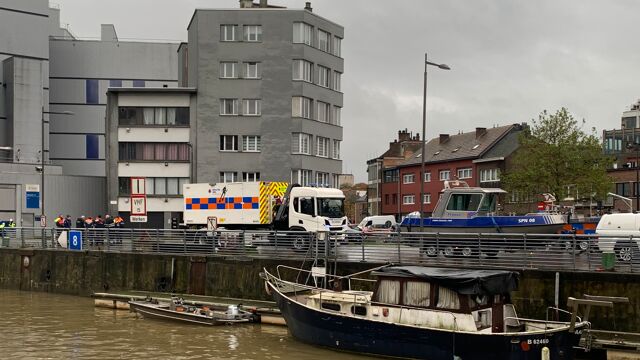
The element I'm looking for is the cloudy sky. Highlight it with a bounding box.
[55,0,640,181]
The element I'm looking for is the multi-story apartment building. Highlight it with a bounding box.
[366,129,422,216]
[380,125,523,219]
[106,88,196,228]
[183,1,344,186]
[604,100,640,211]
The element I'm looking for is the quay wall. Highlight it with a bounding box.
[0,248,638,332]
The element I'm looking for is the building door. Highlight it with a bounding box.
[188,259,206,295]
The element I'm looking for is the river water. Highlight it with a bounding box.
[0,289,372,359]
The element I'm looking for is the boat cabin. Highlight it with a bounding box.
[305,266,520,333]
[432,183,506,218]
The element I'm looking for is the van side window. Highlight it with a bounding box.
[366,221,372,226]
[292,198,299,212]
[300,197,315,216]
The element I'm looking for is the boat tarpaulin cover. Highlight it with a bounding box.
[374,266,519,296]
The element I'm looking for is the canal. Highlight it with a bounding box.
[0,289,372,359]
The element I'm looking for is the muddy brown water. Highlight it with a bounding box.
[0,289,373,359]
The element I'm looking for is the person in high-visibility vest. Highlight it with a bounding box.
[0,221,5,244]
[55,215,64,228]
[8,219,15,227]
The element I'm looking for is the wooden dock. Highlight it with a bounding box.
[92,291,285,326]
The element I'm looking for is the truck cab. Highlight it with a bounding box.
[280,187,348,233]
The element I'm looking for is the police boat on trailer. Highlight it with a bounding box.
[263,265,589,360]
[401,180,566,234]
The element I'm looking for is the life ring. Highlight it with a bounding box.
[264,281,272,296]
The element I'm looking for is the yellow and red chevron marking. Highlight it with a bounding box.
[259,181,288,224]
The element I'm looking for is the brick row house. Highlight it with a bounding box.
[379,124,524,219]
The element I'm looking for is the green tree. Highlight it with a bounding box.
[502,108,612,202]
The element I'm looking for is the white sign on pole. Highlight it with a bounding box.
[131,197,147,215]
[130,215,148,223]
[207,216,218,231]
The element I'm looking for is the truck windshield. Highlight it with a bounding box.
[317,198,345,218]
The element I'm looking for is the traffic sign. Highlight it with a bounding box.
[131,196,147,215]
[130,215,148,223]
[68,230,82,251]
[40,215,46,227]
[207,216,218,231]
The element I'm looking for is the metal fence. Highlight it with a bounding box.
[1,227,639,273]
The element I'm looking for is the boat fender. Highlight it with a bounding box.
[541,346,550,360]
[264,281,272,296]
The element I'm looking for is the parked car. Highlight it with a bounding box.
[595,213,640,262]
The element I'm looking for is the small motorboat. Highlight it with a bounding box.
[263,265,596,360]
[129,297,257,326]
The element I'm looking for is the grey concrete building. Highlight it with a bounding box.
[49,23,179,177]
[184,1,344,186]
[0,1,105,225]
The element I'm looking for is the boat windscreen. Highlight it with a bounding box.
[446,193,483,211]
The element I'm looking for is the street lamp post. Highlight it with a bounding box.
[41,107,74,220]
[420,53,450,230]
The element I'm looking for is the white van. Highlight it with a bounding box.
[357,216,397,230]
[595,213,640,262]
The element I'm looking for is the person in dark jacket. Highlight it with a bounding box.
[76,216,85,229]
[64,215,72,229]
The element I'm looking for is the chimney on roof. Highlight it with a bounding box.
[475,127,487,139]
[305,2,313,11]
[398,129,411,142]
[260,0,268,8]
[439,134,450,144]
[239,0,253,8]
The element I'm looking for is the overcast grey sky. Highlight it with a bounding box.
[54,0,640,182]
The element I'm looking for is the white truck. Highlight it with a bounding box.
[183,182,349,233]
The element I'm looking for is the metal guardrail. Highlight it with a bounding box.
[1,227,639,273]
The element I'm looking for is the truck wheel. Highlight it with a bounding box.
[614,241,638,262]
[289,227,309,252]
[424,245,438,257]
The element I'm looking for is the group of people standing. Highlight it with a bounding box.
[54,214,125,229]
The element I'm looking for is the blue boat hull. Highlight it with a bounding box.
[270,285,584,360]
[402,214,566,234]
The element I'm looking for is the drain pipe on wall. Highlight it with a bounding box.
[554,272,560,309]
[171,257,176,289]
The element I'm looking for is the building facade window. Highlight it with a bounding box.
[439,170,450,181]
[220,62,237,78]
[384,169,399,183]
[316,136,329,157]
[118,107,189,126]
[242,135,261,152]
[118,143,190,161]
[332,71,341,91]
[424,172,431,182]
[244,62,260,78]
[220,171,238,183]
[221,25,238,41]
[457,168,472,179]
[317,65,330,87]
[243,99,261,116]
[316,101,330,123]
[86,79,99,104]
[480,168,500,182]
[292,133,311,154]
[332,140,341,159]
[292,169,311,186]
[331,106,341,126]
[243,25,262,42]
[316,172,329,186]
[293,22,313,46]
[109,79,122,88]
[132,80,145,88]
[423,193,431,204]
[220,98,239,115]
[219,135,239,151]
[403,195,415,205]
[292,59,313,82]
[118,177,188,196]
[292,96,312,119]
[403,173,415,184]
[333,36,342,57]
[318,29,330,52]
[243,172,260,182]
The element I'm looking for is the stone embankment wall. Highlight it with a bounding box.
[0,249,637,332]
